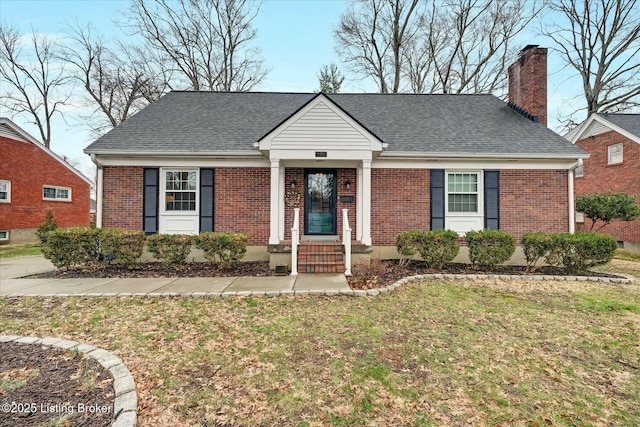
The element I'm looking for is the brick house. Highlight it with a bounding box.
[567,113,640,253]
[0,118,93,244]
[85,46,587,272]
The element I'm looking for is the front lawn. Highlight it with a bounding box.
[1,259,639,426]
[0,244,41,259]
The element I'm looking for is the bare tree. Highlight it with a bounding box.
[543,0,640,115]
[0,25,70,148]
[417,0,540,94]
[124,0,267,91]
[317,63,345,93]
[334,0,422,93]
[61,23,169,134]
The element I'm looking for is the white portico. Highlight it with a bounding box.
[255,94,385,246]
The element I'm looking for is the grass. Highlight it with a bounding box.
[0,258,639,425]
[0,243,42,259]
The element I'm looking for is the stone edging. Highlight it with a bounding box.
[0,335,136,427]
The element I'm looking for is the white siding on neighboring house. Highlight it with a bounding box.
[580,121,613,139]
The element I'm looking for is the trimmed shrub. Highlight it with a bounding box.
[521,232,553,272]
[36,210,58,244]
[147,234,193,264]
[194,232,248,268]
[396,230,459,269]
[99,229,147,268]
[42,227,101,269]
[466,229,516,271]
[547,231,617,274]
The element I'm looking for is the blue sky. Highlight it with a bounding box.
[1,0,582,179]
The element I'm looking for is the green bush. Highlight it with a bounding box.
[547,231,617,274]
[36,210,58,244]
[99,229,147,268]
[194,232,248,268]
[466,229,516,271]
[396,230,459,269]
[42,227,101,269]
[147,234,193,264]
[521,232,554,272]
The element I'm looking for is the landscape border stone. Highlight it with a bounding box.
[0,335,137,427]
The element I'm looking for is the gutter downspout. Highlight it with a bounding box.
[90,154,103,228]
[568,160,580,234]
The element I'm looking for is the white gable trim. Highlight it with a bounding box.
[568,114,640,145]
[257,94,385,159]
[0,117,94,186]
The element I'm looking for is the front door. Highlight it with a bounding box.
[304,170,337,235]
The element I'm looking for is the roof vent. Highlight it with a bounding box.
[507,102,539,122]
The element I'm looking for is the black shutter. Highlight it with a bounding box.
[430,169,445,230]
[143,168,159,234]
[200,168,215,232]
[484,170,500,230]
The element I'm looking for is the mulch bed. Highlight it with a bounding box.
[0,342,114,427]
[26,259,623,290]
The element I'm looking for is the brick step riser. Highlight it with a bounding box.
[299,254,344,263]
[297,243,345,274]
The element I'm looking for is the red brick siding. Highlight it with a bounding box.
[575,131,640,243]
[101,166,143,230]
[0,136,90,231]
[215,168,270,245]
[500,170,569,239]
[508,47,548,126]
[283,168,357,241]
[371,169,430,245]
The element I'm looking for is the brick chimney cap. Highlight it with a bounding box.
[521,44,540,53]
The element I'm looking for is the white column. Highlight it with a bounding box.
[361,160,372,246]
[96,166,103,228]
[568,169,575,233]
[278,166,285,241]
[269,159,281,244]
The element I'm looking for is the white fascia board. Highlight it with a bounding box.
[379,151,589,160]
[373,157,581,170]
[0,118,94,187]
[94,154,270,168]
[568,114,640,145]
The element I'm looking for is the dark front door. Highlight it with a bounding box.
[304,170,337,235]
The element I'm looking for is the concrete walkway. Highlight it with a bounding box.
[0,255,351,297]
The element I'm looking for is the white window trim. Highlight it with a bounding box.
[0,230,9,241]
[445,171,484,217]
[160,168,199,215]
[0,180,10,203]
[574,159,584,177]
[607,143,623,165]
[43,185,72,201]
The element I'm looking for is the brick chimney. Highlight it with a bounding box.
[508,45,547,126]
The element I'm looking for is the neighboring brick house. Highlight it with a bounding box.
[567,113,640,253]
[85,46,588,272]
[0,118,93,244]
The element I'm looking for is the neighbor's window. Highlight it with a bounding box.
[575,162,584,177]
[43,185,71,201]
[608,143,623,165]
[165,171,197,211]
[575,212,584,223]
[0,180,10,202]
[447,173,479,213]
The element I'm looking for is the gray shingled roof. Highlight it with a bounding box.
[599,113,640,139]
[84,91,586,158]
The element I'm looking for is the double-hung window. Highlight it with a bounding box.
[43,185,71,201]
[0,180,10,202]
[447,173,479,213]
[164,171,197,211]
[608,143,623,165]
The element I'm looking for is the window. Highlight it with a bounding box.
[575,162,583,177]
[575,212,584,223]
[0,180,10,202]
[43,185,71,201]
[447,173,479,213]
[164,171,197,211]
[0,231,8,241]
[608,143,623,164]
